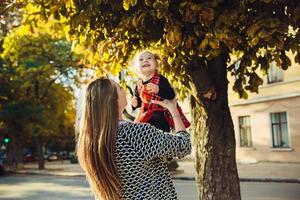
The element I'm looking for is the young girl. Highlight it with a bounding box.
[132,50,190,132]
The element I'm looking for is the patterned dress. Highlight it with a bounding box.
[115,122,191,200]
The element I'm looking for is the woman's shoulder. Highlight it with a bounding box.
[118,122,157,140]
[118,122,151,133]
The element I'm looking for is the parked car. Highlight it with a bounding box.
[59,151,69,160]
[0,151,6,176]
[69,152,78,164]
[47,153,59,161]
[0,157,4,176]
[23,153,36,162]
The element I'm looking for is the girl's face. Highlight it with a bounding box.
[135,51,158,75]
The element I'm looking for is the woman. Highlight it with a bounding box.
[77,77,191,200]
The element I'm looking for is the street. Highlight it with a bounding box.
[0,174,300,200]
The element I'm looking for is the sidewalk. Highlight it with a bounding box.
[12,158,300,183]
[174,159,300,183]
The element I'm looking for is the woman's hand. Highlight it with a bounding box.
[152,97,186,132]
[151,98,178,114]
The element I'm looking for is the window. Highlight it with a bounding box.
[233,61,241,80]
[267,62,283,83]
[270,112,290,148]
[238,116,253,147]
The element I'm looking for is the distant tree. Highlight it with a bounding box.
[0,23,82,169]
[44,88,77,155]
[12,0,300,199]
[0,5,25,169]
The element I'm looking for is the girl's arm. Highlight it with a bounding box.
[132,85,142,110]
[158,75,175,100]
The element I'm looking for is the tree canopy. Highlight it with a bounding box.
[14,0,300,99]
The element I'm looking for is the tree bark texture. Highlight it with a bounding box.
[189,52,241,200]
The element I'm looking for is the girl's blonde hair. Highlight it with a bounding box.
[77,78,121,200]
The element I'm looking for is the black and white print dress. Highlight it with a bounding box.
[115,122,191,200]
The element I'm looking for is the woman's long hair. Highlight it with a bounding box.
[77,78,121,200]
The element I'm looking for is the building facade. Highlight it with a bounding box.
[228,54,300,162]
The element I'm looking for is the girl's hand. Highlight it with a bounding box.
[146,83,159,94]
[131,97,138,107]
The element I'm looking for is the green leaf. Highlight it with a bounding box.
[199,37,208,50]
[242,90,248,99]
[208,38,219,49]
[167,57,173,65]
[246,23,261,37]
[280,51,291,70]
[123,0,130,11]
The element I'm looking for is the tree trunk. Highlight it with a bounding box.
[6,140,15,170]
[6,124,24,170]
[14,139,23,169]
[189,52,241,200]
[36,134,45,170]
